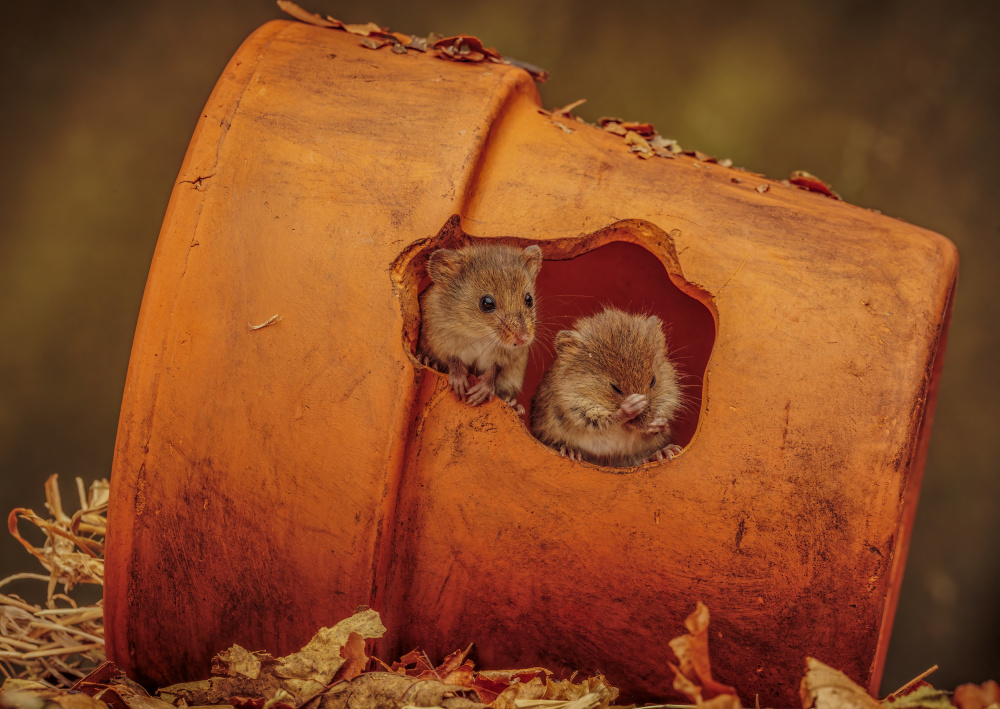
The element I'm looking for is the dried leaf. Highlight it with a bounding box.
[649,135,677,150]
[953,681,1000,709]
[212,647,264,680]
[789,170,842,200]
[275,1,342,28]
[122,696,175,709]
[328,632,367,684]
[624,131,653,159]
[360,37,391,50]
[319,672,485,709]
[881,686,955,709]
[602,123,627,136]
[343,22,386,36]
[756,184,769,194]
[493,678,548,709]
[433,35,501,62]
[799,658,879,709]
[619,121,656,138]
[668,603,739,702]
[275,609,386,686]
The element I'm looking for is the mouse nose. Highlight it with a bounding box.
[513,332,531,346]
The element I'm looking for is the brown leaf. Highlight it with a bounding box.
[799,657,879,709]
[433,35,501,61]
[492,677,547,709]
[952,681,1000,709]
[1,684,110,709]
[275,608,386,686]
[360,37,391,50]
[343,21,386,36]
[436,645,473,677]
[619,121,656,138]
[329,632,368,684]
[789,170,842,200]
[602,123,627,136]
[390,648,435,676]
[624,130,653,159]
[213,646,267,680]
[668,602,739,701]
[318,672,486,709]
[121,697,175,709]
[756,184,769,193]
[276,1,343,28]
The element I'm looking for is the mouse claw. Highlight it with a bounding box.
[504,397,526,415]
[649,444,683,463]
[559,445,584,462]
[465,380,494,406]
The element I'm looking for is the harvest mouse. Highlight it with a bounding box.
[530,307,683,466]
[417,242,542,411]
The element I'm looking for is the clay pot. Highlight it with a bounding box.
[104,20,957,705]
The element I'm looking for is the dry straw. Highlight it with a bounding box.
[1,475,108,685]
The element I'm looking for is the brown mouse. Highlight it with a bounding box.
[417,243,542,410]
[530,307,683,466]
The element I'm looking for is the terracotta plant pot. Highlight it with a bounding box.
[104,19,957,705]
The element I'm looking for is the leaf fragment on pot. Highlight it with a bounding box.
[799,657,878,709]
[668,602,741,707]
[789,170,842,200]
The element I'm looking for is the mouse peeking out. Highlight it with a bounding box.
[530,307,683,467]
[417,243,542,413]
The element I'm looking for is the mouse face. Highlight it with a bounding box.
[555,309,674,428]
[426,244,542,349]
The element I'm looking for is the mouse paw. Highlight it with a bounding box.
[649,444,683,463]
[644,417,669,435]
[448,371,469,399]
[559,445,585,462]
[618,393,648,422]
[465,380,495,406]
[504,397,526,416]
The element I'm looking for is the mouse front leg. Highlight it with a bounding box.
[465,363,497,406]
[446,357,470,400]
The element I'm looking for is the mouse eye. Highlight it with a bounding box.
[611,384,623,395]
[479,295,496,313]
[650,376,657,388]
[525,293,533,308]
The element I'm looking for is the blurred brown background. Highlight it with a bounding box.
[1,0,997,693]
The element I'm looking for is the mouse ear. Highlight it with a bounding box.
[426,248,464,282]
[554,329,583,354]
[520,245,543,277]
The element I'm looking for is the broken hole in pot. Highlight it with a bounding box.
[393,216,715,452]
[520,239,715,450]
